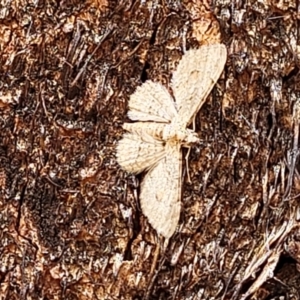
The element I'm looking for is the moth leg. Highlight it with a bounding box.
[185,146,191,183]
[185,117,196,183]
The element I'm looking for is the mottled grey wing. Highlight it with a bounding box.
[116,132,165,174]
[128,80,177,123]
[140,142,182,239]
[171,44,227,126]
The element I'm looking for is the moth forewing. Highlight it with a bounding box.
[128,80,178,123]
[140,142,182,239]
[116,132,166,174]
[123,122,167,141]
[171,44,227,126]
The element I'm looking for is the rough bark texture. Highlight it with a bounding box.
[1,0,300,299]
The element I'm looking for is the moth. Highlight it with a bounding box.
[117,44,227,239]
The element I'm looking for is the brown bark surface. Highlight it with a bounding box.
[1,0,300,299]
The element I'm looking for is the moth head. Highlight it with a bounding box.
[163,123,199,144]
[183,129,200,145]
[173,128,199,145]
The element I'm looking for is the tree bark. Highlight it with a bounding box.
[0,0,300,299]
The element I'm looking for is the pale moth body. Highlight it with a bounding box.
[117,44,227,239]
